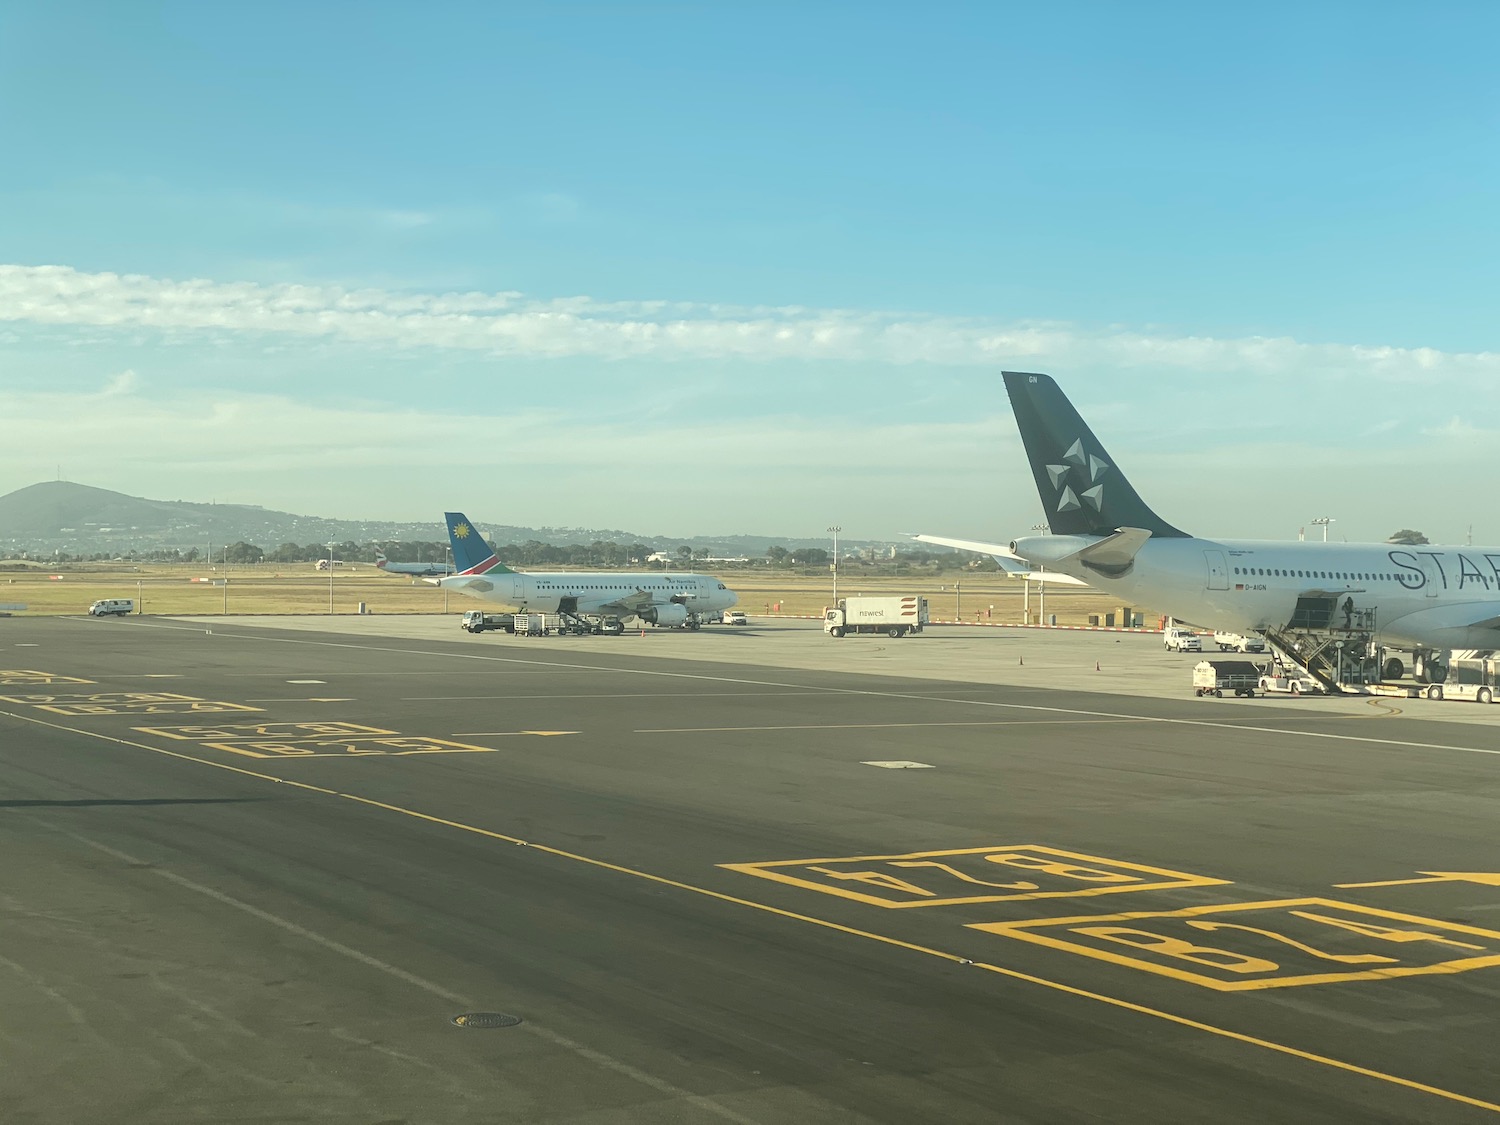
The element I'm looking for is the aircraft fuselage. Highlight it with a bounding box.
[1012,535,1500,651]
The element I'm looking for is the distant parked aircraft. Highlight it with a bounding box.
[437,511,739,629]
[375,550,453,577]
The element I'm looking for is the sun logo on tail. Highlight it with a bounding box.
[452,522,471,539]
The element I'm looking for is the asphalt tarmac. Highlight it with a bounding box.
[5,614,1500,1123]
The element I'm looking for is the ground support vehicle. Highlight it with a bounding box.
[1193,660,1262,698]
[89,599,134,616]
[1424,657,1500,703]
[514,613,564,637]
[1164,628,1202,652]
[823,596,929,638]
[461,610,515,633]
[1259,666,1326,696]
[1213,631,1265,653]
[723,610,748,625]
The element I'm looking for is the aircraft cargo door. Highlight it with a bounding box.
[1204,550,1229,591]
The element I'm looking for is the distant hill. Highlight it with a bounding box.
[0,481,879,556]
[0,481,274,538]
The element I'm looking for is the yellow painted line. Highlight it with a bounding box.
[1336,872,1500,890]
[635,719,1151,734]
[5,703,1500,1115]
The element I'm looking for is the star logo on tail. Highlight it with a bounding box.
[1047,438,1110,514]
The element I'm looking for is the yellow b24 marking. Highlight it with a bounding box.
[970,898,1500,990]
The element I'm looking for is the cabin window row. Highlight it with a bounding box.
[1232,567,1396,581]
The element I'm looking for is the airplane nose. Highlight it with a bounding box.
[726,589,739,606]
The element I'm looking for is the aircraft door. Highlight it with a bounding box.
[1419,555,1442,598]
[1204,550,1229,591]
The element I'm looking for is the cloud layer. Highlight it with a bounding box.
[3,263,1497,379]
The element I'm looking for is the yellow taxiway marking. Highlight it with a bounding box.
[4,705,1499,1116]
[1336,871,1500,890]
[972,899,1500,991]
[635,718,1150,734]
[0,670,96,686]
[0,691,261,716]
[724,845,1228,908]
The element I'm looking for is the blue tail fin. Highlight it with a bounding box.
[443,512,513,575]
[1003,372,1189,538]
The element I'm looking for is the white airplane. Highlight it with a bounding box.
[917,371,1500,681]
[375,550,454,578]
[436,511,739,628]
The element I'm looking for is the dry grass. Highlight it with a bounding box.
[0,562,1159,626]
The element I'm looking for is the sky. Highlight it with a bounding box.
[2,1,1498,545]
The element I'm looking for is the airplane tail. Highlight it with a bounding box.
[1002,372,1189,538]
[375,551,389,569]
[443,512,514,575]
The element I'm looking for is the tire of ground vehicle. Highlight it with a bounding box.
[1290,683,1300,695]
[1214,689,1223,697]
[1480,688,1494,705]
[887,626,901,638]
[1384,657,1405,680]
[830,627,844,638]
[1427,685,1443,700]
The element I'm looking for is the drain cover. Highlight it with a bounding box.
[452,1012,523,1029]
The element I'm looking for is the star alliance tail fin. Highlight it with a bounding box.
[1002,371,1188,538]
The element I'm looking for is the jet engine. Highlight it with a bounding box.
[641,603,689,627]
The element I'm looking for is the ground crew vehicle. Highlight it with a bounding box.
[1424,657,1500,703]
[1213,630,1265,653]
[1193,660,1261,698]
[1164,627,1201,652]
[1259,666,1325,695]
[461,610,515,633]
[723,610,748,625]
[823,596,928,638]
[88,599,134,616]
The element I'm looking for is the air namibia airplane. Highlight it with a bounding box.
[437,512,739,628]
[918,372,1500,675]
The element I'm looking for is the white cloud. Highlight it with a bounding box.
[3,264,1498,381]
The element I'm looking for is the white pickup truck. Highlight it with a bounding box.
[1164,628,1202,652]
[1213,631,1266,653]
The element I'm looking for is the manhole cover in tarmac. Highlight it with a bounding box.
[452,1012,523,1029]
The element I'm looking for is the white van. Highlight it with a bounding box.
[89,599,134,617]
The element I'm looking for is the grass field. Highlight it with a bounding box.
[0,563,1156,627]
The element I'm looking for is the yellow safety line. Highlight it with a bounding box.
[2,704,1497,1116]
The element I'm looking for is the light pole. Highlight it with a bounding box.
[325,542,336,614]
[1031,524,1050,625]
[444,546,452,613]
[1312,516,1334,543]
[827,526,841,603]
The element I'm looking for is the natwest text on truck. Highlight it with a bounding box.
[824,596,929,638]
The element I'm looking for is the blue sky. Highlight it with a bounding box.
[2,2,1498,543]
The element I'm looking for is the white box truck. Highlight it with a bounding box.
[824,596,929,638]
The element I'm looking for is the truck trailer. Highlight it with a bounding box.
[823,596,929,638]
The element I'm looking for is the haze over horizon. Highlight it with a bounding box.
[3,4,1497,545]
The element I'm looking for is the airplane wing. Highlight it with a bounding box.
[599,589,657,616]
[910,533,1089,586]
